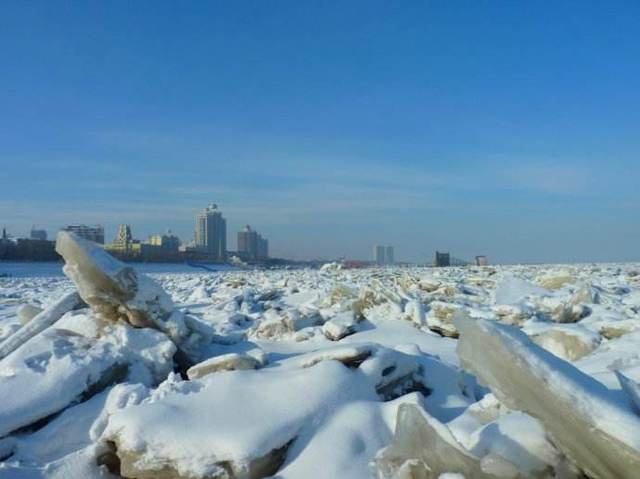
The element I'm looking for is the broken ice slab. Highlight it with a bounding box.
[494,276,549,306]
[374,403,507,479]
[426,301,461,338]
[0,328,126,438]
[322,311,360,340]
[55,231,188,345]
[404,298,425,327]
[615,371,640,415]
[187,353,261,379]
[358,347,431,401]
[454,312,640,479]
[526,324,601,361]
[17,303,44,326]
[0,291,83,361]
[536,296,591,323]
[467,411,582,478]
[298,343,376,369]
[536,272,576,290]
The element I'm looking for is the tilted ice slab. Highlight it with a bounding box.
[55,231,189,347]
[615,370,640,415]
[102,361,378,479]
[0,291,82,362]
[454,312,640,479]
[374,402,508,479]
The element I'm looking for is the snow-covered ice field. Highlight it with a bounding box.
[2,234,640,478]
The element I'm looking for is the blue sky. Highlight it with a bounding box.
[1,1,639,263]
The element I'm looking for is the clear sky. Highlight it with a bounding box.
[1,1,639,263]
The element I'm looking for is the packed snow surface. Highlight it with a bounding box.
[2,248,640,478]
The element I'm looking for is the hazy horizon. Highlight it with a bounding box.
[2,2,639,263]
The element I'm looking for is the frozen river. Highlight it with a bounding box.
[0,261,236,278]
[2,245,640,478]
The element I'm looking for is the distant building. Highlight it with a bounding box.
[61,224,104,244]
[257,235,269,260]
[475,255,488,266]
[237,225,269,261]
[435,251,450,267]
[105,225,181,260]
[114,224,133,246]
[373,245,394,265]
[16,238,57,261]
[195,204,227,260]
[149,231,180,254]
[386,246,394,265]
[30,227,47,241]
[0,228,58,261]
[105,224,137,256]
[0,227,11,259]
[238,225,257,258]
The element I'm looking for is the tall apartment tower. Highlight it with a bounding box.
[385,246,394,265]
[238,225,257,259]
[257,235,269,259]
[435,251,451,267]
[195,204,227,260]
[238,225,269,260]
[373,245,386,265]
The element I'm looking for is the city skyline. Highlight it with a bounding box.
[2,2,640,263]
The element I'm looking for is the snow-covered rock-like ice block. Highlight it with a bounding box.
[55,231,188,345]
[103,361,377,479]
[454,312,640,479]
[0,329,125,438]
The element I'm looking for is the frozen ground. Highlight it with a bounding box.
[2,238,640,478]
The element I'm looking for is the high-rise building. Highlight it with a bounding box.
[238,225,269,260]
[195,204,227,260]
[238,225,257,258]
[373,245,394,265]
[257,235,269,260]
[435,251,450,267]
[61,224,105,244]
[385,246,394,265]
[373,245,386,265]
[30,227,47,241]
